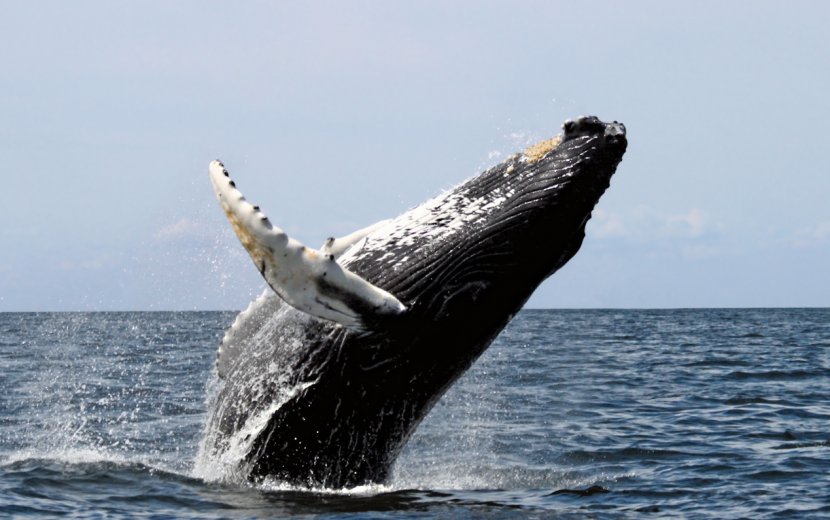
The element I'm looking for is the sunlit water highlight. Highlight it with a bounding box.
[1,309,828,518]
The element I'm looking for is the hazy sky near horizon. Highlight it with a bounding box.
[1,1,828,311]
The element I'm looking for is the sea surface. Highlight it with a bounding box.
[1,309,828,519]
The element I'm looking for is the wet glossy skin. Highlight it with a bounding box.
[202,116,628,488]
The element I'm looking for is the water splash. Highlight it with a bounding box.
[192,302,319,484]
[1,312,218,477]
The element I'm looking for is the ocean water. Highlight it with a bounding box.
[1,309,828,519]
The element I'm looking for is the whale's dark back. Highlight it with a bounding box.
[201,117,627,488]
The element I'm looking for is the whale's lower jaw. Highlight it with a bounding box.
[200,116,627,488]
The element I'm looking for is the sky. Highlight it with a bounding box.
[1,1,828,311]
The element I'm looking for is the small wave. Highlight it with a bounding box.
[744,469,813,482]
[558,447,686,464]
[612,334,640,341]
[773,440,830,450]
[726,369,825,381]
[2,447,132,468]
[685,358,751,368]
[0,449,233,519]
[739,332,766,339]
[0,447,191,482]
[724,396,790,406]
[548,485,609,496]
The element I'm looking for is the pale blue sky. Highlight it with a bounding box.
[1,1,828,311]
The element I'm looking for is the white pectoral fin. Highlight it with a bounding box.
[209,160,406,330]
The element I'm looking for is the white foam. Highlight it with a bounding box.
[258,478,394,496]
[2,447,131,467]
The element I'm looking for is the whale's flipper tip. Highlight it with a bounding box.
[208,161,406,331]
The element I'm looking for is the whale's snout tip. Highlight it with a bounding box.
[561,116,626,147]
[604,121,626,142]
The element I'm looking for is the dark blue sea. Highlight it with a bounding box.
[1,309,828,519]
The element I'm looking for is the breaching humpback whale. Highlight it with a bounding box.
[200,116,627,488]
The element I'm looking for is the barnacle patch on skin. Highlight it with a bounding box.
[223,206,276,273]
[522,135,563,164]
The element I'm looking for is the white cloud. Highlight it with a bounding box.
[793,221,830,246]
[666,208,706,237]
[680,243,726,260]
[58,254,112,271]
[815,222,830,239]
[155,218,203,240]
[589,206,714,240]
[591,208,628,238]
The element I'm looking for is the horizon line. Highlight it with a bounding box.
[0,306,828,314]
